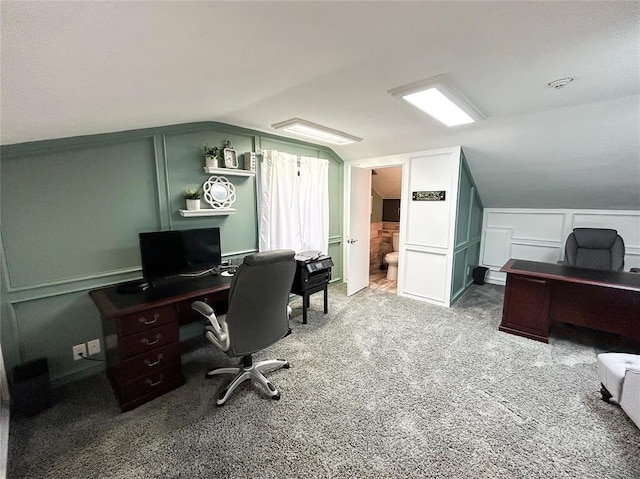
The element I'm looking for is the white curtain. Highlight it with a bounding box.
[299,156,329,253]
[259,150,329,254]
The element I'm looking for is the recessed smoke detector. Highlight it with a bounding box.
[548,77,574,89]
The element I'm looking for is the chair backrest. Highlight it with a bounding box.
[225,249,296,356]
[564,228,625,271]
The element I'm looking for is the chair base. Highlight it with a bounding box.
[206,355,289,406]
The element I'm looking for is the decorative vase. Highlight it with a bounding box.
[186,199,200,211]
[205,155,219,169]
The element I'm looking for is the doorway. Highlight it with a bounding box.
[368,166,403,294]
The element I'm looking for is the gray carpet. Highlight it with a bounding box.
[8,284,640,478]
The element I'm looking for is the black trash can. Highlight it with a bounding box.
[11,357,53,416]
[473,266,489,285]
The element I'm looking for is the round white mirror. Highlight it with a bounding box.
[203,176,236,209]
[211,184,229,202]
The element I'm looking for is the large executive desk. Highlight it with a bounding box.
[90,274,232,412]
[500,259,640,344]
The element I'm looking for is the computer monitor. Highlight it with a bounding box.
[139,227,221,280]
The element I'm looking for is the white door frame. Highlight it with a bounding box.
[343,155,407,293]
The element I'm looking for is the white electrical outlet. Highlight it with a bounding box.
[87,338,101,355]
[73,343,87,361]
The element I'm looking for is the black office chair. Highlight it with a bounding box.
[192,249,296,406]
[563,228,626,271]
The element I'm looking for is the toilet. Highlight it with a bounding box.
[384,233,400,281]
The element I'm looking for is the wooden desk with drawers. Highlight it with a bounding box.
[500,259,640,344]
[89,274,231,412]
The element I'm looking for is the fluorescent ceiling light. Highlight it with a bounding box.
[271,118,362,145]
[389,76,484,127]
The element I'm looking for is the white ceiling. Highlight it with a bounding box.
[2,1,639,209]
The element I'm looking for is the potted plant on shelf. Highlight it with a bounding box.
[204,146,221,169]
[184,188,201,211]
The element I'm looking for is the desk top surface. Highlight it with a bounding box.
[501,259,640,292]
[90,273,232,318]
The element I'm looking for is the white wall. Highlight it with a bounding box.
[480,209,640,284]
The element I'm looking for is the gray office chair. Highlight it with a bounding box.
[192,249,296,406]
[563,228,625,271]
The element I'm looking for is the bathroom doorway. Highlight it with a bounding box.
[368,166,403,294]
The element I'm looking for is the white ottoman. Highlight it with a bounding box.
[597,353,640,428]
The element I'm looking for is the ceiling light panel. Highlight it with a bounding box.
[272,118,362,145]
[389,75,484,127]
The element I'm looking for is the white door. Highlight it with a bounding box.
[347,166,371,296]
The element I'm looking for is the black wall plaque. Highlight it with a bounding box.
[412,191,446,201]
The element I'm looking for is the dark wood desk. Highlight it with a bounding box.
[500,259,640,344]
[90,274,231,412]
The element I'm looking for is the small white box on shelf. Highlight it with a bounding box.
[244,152,256,172]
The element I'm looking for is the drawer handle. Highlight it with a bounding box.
[144,353,164,367]
[141,334,161,346]
[145,374,164,387]
[139,313,160,325]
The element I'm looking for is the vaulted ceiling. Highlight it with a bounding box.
[2,1,638,209]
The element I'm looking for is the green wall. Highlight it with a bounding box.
[451,150,484,304]
[0,122,344,385]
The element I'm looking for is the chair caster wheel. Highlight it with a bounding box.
[272,394,281,400]
[283,362,290,369]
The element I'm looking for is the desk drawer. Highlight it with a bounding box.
[119,323,178,359]
[120,363,183,404]
[118,305,176,337]
[120,342,181,382]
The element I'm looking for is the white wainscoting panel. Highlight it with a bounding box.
[405,152,454,249]
[511,243,561,263]
[481,209,640,285]
[402,249,447,304]
[485,211,566,243]
[483,228,512,267]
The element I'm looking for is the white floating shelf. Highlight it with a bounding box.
[203,167,255,177]
[179,208,237,217]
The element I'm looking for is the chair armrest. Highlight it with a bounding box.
[192,300,214,317]
[192,301,230,352]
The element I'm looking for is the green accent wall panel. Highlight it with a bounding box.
[0,121,344,385]
[164,129,258,254]
[455,165,473,248]
[13,292,104,383]
[326,151,344,277]
[451,150,484,304]
[470,194,483,239]
[1,138,159,288]
[451,249,468,296]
